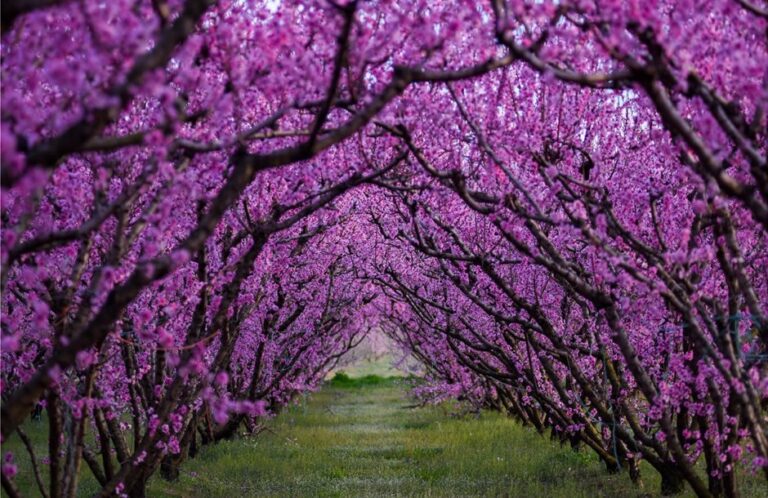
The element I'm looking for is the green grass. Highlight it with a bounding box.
[143,380,756,498]
[2,415,104,497]
[5,379,766,497]
[326,371,410,388]
[328,353,413,378]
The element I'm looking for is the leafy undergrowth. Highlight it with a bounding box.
[327,371,414,388]
[146,380,766,498]
[327,351,420,379]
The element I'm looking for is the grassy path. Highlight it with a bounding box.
[150,378,678,497]
[4,364,764,496]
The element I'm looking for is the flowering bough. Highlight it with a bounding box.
[1,1,766,497]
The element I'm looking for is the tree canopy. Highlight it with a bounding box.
[1,1,767,496]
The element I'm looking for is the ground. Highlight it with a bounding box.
[6,362,766,496]
[147,377,693,498]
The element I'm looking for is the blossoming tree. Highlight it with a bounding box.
[1,1,766,497]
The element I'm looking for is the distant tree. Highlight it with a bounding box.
[2,1,766,497]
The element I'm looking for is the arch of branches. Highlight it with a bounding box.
[1,1,767,497]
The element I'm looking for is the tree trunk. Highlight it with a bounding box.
[127,474,148,498]
[627,456,642,486]
[160,456,181,481]
[660,467,686,495]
